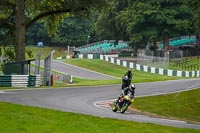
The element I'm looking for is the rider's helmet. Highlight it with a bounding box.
[127,69,132,75]
[130,84,135,91]
[127,69,132,78]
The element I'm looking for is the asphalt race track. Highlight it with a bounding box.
[40,60,118,80]
[1,61,200,130]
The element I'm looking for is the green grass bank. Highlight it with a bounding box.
[133,88,200,123]
[0,101,199,133]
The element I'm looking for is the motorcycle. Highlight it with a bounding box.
[121,75,131,90]
[112,91,134,113]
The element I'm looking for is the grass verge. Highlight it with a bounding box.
[133,88,200,123]
[0,102,199,133]
[26,46,67,60]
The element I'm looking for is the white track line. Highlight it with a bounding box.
[93,99,131,113]
[0,91,5,93]
[94,99,186,123]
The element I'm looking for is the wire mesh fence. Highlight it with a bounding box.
[137,49,169,69]
[30,67,72,85]
[137,49,200,70]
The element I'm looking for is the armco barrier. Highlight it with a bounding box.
[57,53,200,78]
[99,55,200,78]
[57,53,100,60]
[0,75,41,87]
[28,75,41,87]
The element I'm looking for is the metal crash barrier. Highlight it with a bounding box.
[0,75,41,87]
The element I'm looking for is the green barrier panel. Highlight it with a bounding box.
[83,54,87,59]
[120,60,123,66]
[0,75,12,81]
[172,70,177,76]
[0,82,12,87]
[93,54,100,59]
[164,69,169,75]
[189,72,193,77]
[0,75,12,87]
[127,61,130,68]
[155,68,159,74]
[133,64,137,69]
[140,65,144,71]
[182,71,186,77]
[108,57,111,62]
[28,76,36,87]
[147,66,151,73]
[114,58,117,64]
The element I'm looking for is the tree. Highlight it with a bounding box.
[116,0,193,55]
[51,16,94,47]
[0,0,107,61]
[95,0,129,44]
[117,1,159,50]
[26,16,95,47]
[26,22,50,46]
[15,0,25,61]
[186,0,200,48]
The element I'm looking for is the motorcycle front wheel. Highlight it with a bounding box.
[120,102,129,113]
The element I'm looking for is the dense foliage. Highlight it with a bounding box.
[0,0,199,61]
[26,16,95,47]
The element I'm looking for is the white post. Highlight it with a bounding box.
[67,46,69,54]
[49,50,55,86]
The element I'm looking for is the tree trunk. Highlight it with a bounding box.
[114,32,119,46]
[164,32,169,52]
[15,0,25,61]
[196,34,200,49]
[196,34,200,58]
[152,37,157,56]
[133,42,138,56]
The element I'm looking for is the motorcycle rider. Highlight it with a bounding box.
[112,84,136,112]
[121,69,133,89]
[118,84,135,103]
[126,69,133,79]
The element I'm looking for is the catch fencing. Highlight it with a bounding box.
[137,49,169,69]
[30,67,72,85]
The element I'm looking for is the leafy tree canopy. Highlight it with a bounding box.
[0,0,107,61]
